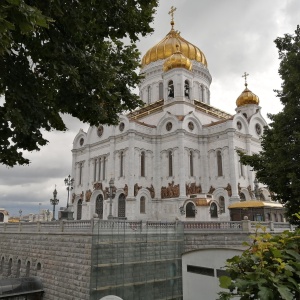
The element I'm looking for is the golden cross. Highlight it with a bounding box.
[242,72,249,86]
[169,6,177,28]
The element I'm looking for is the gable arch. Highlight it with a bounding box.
[157,113,179,134]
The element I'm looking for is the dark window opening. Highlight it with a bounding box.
[187,265,214,277]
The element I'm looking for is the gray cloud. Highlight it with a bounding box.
[1,0,299,216]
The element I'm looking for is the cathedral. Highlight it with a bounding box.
[70,10,273,222]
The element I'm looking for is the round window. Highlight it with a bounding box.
[119,122,125,132]
[166,122,172,131]
[237,121,242,130]
[97,125,104,137]
[188,122,194,131]
[255,123,262,135]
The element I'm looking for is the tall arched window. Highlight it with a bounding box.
[77,199,82,220]
[159,82,164,99]
[16,259,21,278]
[98,157,102,181]
[102,157,106,180]
[94,158,97,182]
[168,151,173,177]
[186,202,196,218]
[217,150,223,176]
[140,196,146,214]
[95,194,104,219]
[189,151,194,177]
[26,261,30,277]
[168,80,174,98]
[120,151,124,177]
[79,162,83,185]
[118,194,126,218]
[147,86,151,104]
[8,258,12,276]
[141,151,145,177]
[184,80,190,98]
[210,202,218,218]
[219,196,225,213]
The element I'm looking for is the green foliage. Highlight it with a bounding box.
[0,0,158,166]
[218,226,300,300]
[239,25,300,224]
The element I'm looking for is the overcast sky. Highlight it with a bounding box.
[1,0,299,217]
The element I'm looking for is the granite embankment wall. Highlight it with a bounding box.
[0,222,93,300]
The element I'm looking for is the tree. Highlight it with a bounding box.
[239,25,300,224]
[0,0,158,167]
[218,225,300,300]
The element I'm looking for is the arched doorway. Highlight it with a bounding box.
[77,199,82,220]
[186,202,196,218]
[95,194,103,219]
[118,194,126,218]
[0,212,4,222]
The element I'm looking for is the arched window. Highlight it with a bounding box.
[93,158,97,182]
[141,151,145,177]
[16,259,21,278]
[95,194,104,219]
[265,213,271,221]
[140,196,146,214]
[240,193,246,201]
[26,261,30,277]
[189,151,194,177]
[118,194,126,218]
[168,80,174,98]
[8,258,12,276]
[186,202,196,218]
[77,199,82,220]
[147,86,151,104]
[219,196,225,213]
[102,157,106,180]
[120,151,124,177]
[168,151,173,177]
[184,80,190,99]
[210,202,218,218]
[98,157,102,181]
[79,162,83,185]
[36,262,42,271]
[159,82,164,99]
[0,212,4,222]
[217,150,223,176]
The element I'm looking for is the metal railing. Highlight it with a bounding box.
[0,220,293,234]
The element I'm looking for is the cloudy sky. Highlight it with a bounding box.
[1,0,299,217]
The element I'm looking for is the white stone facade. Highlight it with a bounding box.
[70,28,268,222]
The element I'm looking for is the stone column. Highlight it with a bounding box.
[227,130,239,201]
[178,130,186,199]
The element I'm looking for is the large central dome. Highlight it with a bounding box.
[141,27,207,68]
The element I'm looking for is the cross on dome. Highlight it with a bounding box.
[169,6,177,29]
[242,72,249,87]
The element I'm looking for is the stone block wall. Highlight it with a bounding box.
[0,232,92,300]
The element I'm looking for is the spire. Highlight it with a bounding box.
[168,6,177,29]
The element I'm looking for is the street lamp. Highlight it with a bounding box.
[50,187,59,221]
[64,175,74,208]
[107,178,115,219]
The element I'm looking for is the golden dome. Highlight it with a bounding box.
[163,46,192,72]
[236,84,260,107]
[141,28,207,68]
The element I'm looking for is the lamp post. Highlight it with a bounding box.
[64,175,74,208]
[19,209,22,222]
[107,178,114,219]
[50,187,59,221]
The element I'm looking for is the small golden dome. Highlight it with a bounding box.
[236,84,260,107]
[163,46,192,72]
[141,28,207,68]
